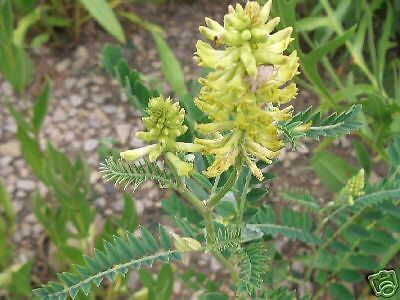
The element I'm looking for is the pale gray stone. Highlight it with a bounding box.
[0,141,21,157]
[84,139,98,152]
[70,94,83,107]
[116,124,131,144]
[17,179,36,191]
[55,59,71,73]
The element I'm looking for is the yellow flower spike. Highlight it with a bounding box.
[121,96,201,167]
[340,169,365,205]
[165,152,194,177]
[194,0,299,179]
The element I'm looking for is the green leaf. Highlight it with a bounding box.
[199,292,229,300]
[151,33,188,99]
[337,269,364,283]
[119,11,164,35]
[155,264,173,300]
[1,262,32,297]
[237,242,268,296]
[0,180,14,228]
[247,206,320,245]
[311,151,357,192]
[387,137,400,176]
[296,16,330,32]
[100,158,172,191]
[78,0,126,43]
[352,140,371,175]
[102,44,157,112]
[16,127,44,180]
[329,282,354,300]
[32,81,51,134]
[0,0,33,93]
[247,188,267,203]
[348,254,379,270]
[377,2,395,86]
[33,226,181,300]
[280,191,319,212]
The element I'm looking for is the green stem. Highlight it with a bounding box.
[176,182,207,215]
[237,171,252,229]
[204,209,215,244]
[213,251,239,284]
[208,168,238,208]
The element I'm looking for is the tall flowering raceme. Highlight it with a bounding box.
[194,0,299,180]
[120,96,202,176]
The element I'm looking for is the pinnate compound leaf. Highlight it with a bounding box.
[33,226,181,299]
[99,158,172,191]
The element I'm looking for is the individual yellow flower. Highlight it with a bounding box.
[120,96,202,176]
[172,233,202,252]
[194,0,299,180]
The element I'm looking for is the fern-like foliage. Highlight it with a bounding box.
[246,205,320,245]
[280,190,320,212]
[388,136,400,176]
[103,44,158,112]
[279,104,362,144]
[33,225,182,300]
[100,158,173,191]
[237,242,268,296]
[211,227,241,252]
[355,179,400,207]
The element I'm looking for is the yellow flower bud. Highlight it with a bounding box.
[165,152,194,177]
[172,234,202,252]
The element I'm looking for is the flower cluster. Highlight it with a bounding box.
[194,0,299,180]
[343,169,365,205]
[120,96,202,176]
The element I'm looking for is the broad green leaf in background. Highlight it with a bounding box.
[199,292,229,300]
[329,282,354,300]
[376,2,395,87]
[155,264,174,300]
[13,7,42,47]
[79,0,126,43]
[0,180,14,228]
[0,180,14,267]
[0,262,32,297]
[311,151,357,192]
[0,0,33,93]
[120,11,165,35]
[352,140,371,176]
[32,80,51,134]
[152,33,188,99]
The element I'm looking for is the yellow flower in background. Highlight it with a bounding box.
[343,169,365,205]
[194,0,299,179]
[120,96,202,176]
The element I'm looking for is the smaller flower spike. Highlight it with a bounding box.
[120,96,202,177]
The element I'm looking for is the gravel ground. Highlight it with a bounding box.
[0,0,368,298]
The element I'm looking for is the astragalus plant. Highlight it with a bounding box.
[34,1,400,299]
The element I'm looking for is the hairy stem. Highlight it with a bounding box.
[237,171,252,230]
[208,168,238,208]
